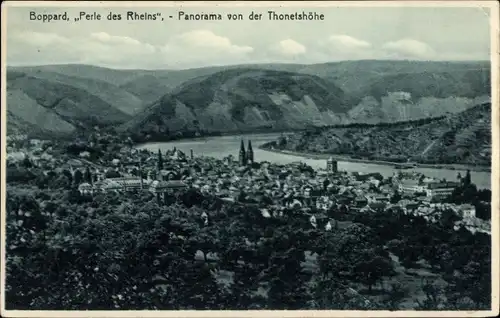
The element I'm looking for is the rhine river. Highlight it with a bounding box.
[137,133,491,190]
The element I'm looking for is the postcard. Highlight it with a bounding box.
[1,1,498,317]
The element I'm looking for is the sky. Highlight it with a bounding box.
[4,3,494,70]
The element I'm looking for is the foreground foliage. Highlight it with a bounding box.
[5,184,491,310]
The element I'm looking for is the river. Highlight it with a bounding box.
[137,133,491,190]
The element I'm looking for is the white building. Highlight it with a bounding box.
[425,182,458,199]
[78,183,93,195]
[458,204,476,219]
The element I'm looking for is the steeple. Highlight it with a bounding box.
[239,140,246,166]
[139,159,144,190]
[247,140,254,164]
[157,149,163,171]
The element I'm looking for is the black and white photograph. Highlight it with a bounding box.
[1,1,498,316]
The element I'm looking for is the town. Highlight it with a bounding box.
[6,133,491,236]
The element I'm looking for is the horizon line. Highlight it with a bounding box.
[5,59,491,72]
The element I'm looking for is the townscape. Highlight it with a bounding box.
[3,2,495,313]
[5,129,492,310]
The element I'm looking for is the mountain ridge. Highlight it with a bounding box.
[264,102,492,166]
[6,60,491,139]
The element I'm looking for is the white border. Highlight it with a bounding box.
[1,1,499,317]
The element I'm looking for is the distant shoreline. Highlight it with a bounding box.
[259,147,491,173]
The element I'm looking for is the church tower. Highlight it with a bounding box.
[239,140,246,166]
[327,157,338,174]
[247,140,254,164]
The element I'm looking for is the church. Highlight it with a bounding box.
[238,140,255,166]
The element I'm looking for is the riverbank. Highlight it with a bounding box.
[259,146,491,173]
[132,129,297,147]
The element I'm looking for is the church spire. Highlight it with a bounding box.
[247,140,254,164]
[157,149,163,171]
[239,140,246,166]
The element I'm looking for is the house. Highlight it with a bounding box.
[94,179,122,193]
[79,151,91,158]
[354,196,368,208]
[458,204,476,219]
[159,169,178,181]
[260,209,271,218]
[368,201,387,211]
[78,183,93,195]
[367,194,390,203]
[164,180,189,192]
[398,199,419,211]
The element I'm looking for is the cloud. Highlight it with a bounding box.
[7,30,158,68]
[319,34,373,60]
[272,39,307,57]
[169,30,253,55]
[90,32,142,46]
[8,30,256,69]
[159,30,254,68]
[382,39,435,58]
[12,31,69,47]
[328,35,371,49]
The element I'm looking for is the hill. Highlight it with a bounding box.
[6,71,132,136]
[7,60,491,138]
[17,60,487,108]
[10,64,142,86]
[296,60,490,95]
[115,60,490,106]
[118,67,232,104]
[124,68,354,138]
[6,89,76,136]
[7,68,144,115]
[265,102,491,166]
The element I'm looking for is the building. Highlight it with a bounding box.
[94,179,123,193]
[326,157,338,174]
[107,177,151,192]
[458,204,476,219]
[159,169,178,181]
[149,180,171,203]
[247,140,254,165]
[78,183,93,195]
[239,140,246,166]
[366,194,390,203]
[425,181,458,199]
[164,180,188,192]
[398,180,425,194]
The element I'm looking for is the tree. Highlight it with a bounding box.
[464,169,471,186]
[84,167,92,184]
[390,190,402,203]
[444,259,491,310]
[416,281,446,309]
[73,170,83,185]
[323,178,330,191]
[22,156,33,168]
[157,149,163,171]
[266,246,309,309]
[7,167,36,183]
[104,170,121,179]
[384,282,409,310]
[62,169,73,184]
[353,253,395,293]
